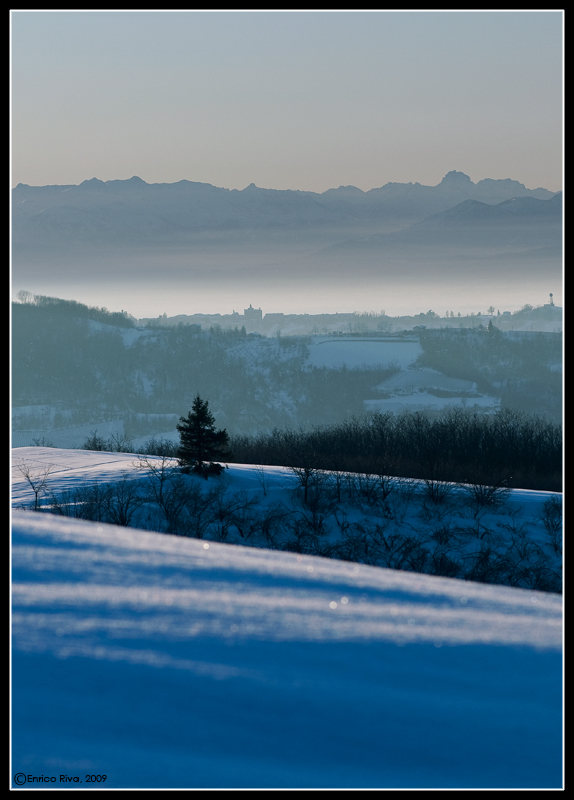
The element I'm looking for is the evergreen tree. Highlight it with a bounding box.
[176,395,231,477]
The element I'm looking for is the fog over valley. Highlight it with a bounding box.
[12,171,562,318]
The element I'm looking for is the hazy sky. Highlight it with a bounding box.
[11,10,563,193]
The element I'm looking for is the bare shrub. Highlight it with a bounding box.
[108,432,135,453]
[402,542,430,573]
[462,546,508,585]
[311,540,342,559]
[352,473,382,506]
[539,496,562,555]
[527,562,562,593]
[100,475,144,527]
[463,521,502,544]
[254,503,290,547]
[496,513,531,540]
[290,465,328,506]
[429,546,462,579]
[47,489,82,517]
[32,436,55,448]
[82,430,109,451]
[325,469,346,504]
[211,490,260,542]
[422,479,453,505]
[229,493,263,540]
[419,501,452,524]
[140,437,178,457]
[81,482,113,522]
[336,525,368,563]
[82,430,134,453]
[179,483,222,539]
[365,524,425,571]
[154,474,191,533]
[386,479,417,524]
[505,535,543,564]
[133,455,188,532]
[286,488,336,550]
[462,482,510,519]
[430,521,459,546]
[253,465,271,496]
[48,481,121,523]
[282,521,320,555]
[375,473,397,502]
[337,523,381,566]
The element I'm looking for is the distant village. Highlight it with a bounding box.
[139,297,562,336]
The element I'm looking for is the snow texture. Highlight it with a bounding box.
[11,451,562,789]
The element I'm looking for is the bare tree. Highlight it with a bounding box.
[79,482,113,522]
[229,492,262,539]
[16,461,55,509]
[253,465,271,496]
[100,474,144,527]
[254,503,289,547]
[290,464,322,506]
[107,432,135,453]
[422,479,453,506]
[32,437,56,448]
[386,479,417,524]
[179,483,223,539]
[17,290,34,304]
[539,496,562,556]
[208,489,262,542]
[134,455,178,510]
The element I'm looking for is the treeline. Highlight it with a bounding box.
[417,327,562,422]
[228,408,562,492]
[15,292,136,328]
[12,302,131,406]
[12,299,398,432]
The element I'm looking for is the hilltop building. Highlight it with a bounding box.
[244,304,263,321]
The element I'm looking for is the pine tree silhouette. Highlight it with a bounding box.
[176,395,231,478]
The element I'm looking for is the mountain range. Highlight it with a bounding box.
[12,170,559,247]
[11,171,562,317]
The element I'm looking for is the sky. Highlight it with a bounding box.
[11,10,563,194]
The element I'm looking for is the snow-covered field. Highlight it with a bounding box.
[11,449,563,788]
[306,337,423,369]
[366,366,500,414]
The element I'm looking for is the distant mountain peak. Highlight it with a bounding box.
[79,177,105,187]
[320,185,365,199]
[439,170,473,186]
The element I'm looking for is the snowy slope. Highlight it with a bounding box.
[11,450,562,788]
[12,511,562,789]
[11,447,562,592]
